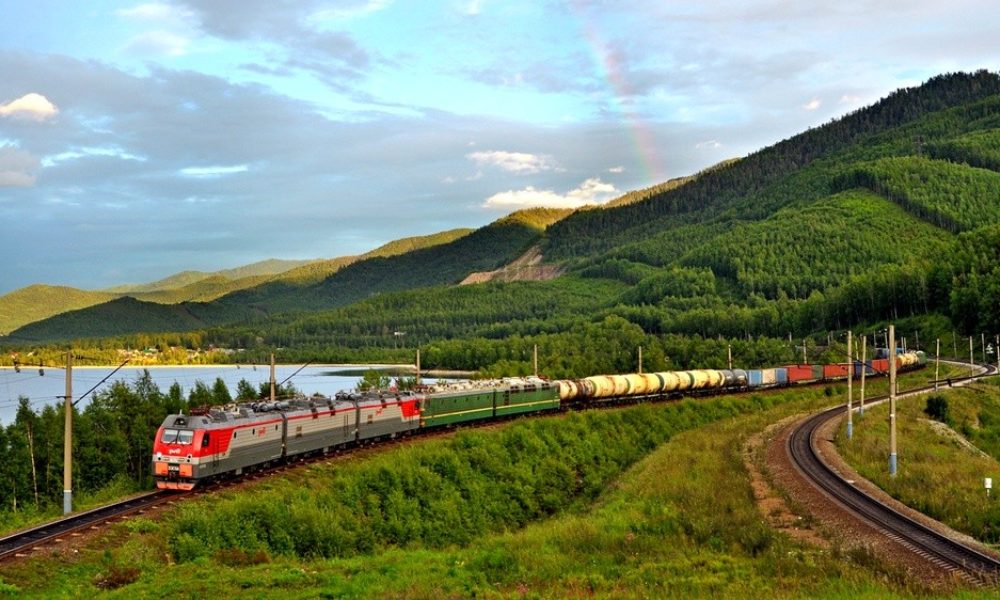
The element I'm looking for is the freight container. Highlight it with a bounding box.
[870,358,889,373]
[785,365,813,382]
[823,363,851,379]
[775,368,788,384]
[747,370,763,386]
[811,364,824,380]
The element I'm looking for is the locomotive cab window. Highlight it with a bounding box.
[161,429,194,445]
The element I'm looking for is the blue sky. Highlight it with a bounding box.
[1,1,997,293]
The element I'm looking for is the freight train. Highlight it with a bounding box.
[153,350,925,490]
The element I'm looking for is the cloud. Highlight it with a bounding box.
[483,177,618,209]
[0,146,41,187]
[608,166,625,173]
[122,31,190,57]
[117,3,179,20]
[803,98,821,111]
[695,140,722,149]
[467,150,555,174]
[179,165,249,177]
[0,93,59,121]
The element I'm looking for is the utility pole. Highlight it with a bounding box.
[638,346,643,374]
[415,348,421,387]
[270,353,276,402]
[889,325,897,477]
[859,335,867,416]
[533,345,538,377]
[727,344,732,370]
[983,333,988,364]
[62,352,72,514]
[802,339,807,365]
[846,331,853,440]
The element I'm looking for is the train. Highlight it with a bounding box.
[152,350,926,490]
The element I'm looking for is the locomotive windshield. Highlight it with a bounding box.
[160,428,194,445]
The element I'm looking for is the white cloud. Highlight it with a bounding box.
[840,94,862,104]
[483,177,619,209]
[463,0,484,16]
[42,146,146,167]
[0,146,41,187]
[0,93,59,121]
[467,150,555,174]
[608,165,625,173]
[117,3,177,20]
[695,140,722,149]
[803,98,821,110]
[309,1,392,23]
[122,31,190,57]
[179,164,249,178]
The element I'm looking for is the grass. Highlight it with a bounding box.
[838,374,1000,545]
[1,366,989,598]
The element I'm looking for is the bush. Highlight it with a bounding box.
[924,394,951,424]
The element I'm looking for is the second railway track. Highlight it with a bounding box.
[787,366,1000,585]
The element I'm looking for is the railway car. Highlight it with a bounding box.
[153,349,926,490]
[153,392,422,490]
[419,376,560,426]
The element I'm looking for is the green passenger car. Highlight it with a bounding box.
[419,377,561,428]
[494,378,561,417]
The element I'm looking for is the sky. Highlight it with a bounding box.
[1,1,997,294]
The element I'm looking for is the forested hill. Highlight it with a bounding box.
[543,70,1000,259]
[9,71,1000,355]
[8,210,567,341]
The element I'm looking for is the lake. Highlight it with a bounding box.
[0,364,447,425]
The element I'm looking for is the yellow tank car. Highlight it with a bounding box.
[674,371,696,391]
[558,380,580,401]
[641,372,664,394]
[624,373,648,395]
[610,374,631,396]
[585,375,616,399]
[655,372,680,392]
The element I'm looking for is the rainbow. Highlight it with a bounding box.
[570,2,664,183]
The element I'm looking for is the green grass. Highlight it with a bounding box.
[838,374,1000,544]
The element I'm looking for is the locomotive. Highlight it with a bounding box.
[153,351,925,490]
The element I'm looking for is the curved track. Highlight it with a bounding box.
[787,366,1000,585]
[0,490,182,561]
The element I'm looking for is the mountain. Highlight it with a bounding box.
[0,285,116,335]
[9,71,1000,349]
[0,229,472,337]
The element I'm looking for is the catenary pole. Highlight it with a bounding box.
[62,352,72,514]
[846,331,853,440]
[889,325,898,477]
[935,338,940,392]
[270,353,276,402]
[859,335,867,416]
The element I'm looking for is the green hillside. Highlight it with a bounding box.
[0,285,115,335]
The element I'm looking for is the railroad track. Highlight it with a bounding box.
[0,490,184,561]
[787,364,1000,585]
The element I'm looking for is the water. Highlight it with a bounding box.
[0,364,438,425]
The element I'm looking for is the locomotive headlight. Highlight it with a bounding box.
[156,452,162,460]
